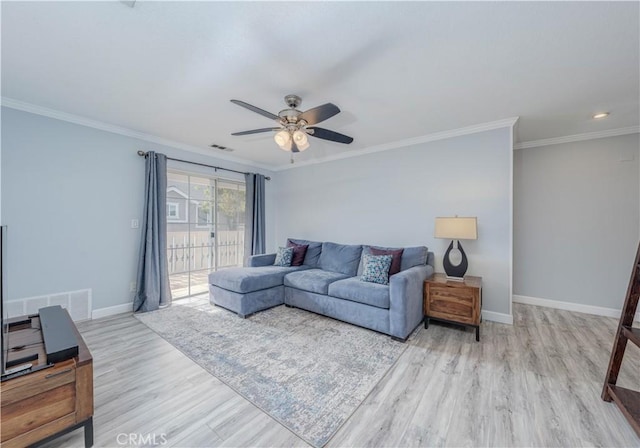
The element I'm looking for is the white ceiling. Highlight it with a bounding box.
[2,1,638,169]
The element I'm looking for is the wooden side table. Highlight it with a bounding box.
[424,273,482,341]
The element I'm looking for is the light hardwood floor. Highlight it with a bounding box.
[42,302,640,448]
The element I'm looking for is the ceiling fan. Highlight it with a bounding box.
[230,95,354,153]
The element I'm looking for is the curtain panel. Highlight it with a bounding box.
[134,151,172,312]
[244,173,266,263]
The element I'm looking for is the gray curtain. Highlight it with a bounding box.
[134,151,172,312]
[244,173,266,262]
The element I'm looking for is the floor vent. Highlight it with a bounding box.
[6,289,92,322]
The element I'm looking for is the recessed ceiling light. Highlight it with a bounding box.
[593,112,610,119]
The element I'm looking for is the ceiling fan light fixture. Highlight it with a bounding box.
[230,95,354,153]
[274,130,291,148]
[293,129,308,146]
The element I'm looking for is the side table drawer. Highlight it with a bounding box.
[428,299,474,323]
[430,286,474,303]
[426,285,478,325]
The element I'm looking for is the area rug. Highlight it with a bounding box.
[136,299,408,447]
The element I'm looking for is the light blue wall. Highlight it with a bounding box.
[273,127,513,317]
[1,107,275,311]
[1,106,512,317]
[514,133,640,309]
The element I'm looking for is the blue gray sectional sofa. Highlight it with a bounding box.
[208,239,434,340]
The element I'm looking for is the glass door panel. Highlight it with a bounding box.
[215,181,246,270]
[167,171,245,298]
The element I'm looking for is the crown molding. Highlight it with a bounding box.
[272,117,520,171]
[5,97,638,171]
[0,97,276,171]
[514,126,640,150]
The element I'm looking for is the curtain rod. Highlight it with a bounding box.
[137,150,271,181]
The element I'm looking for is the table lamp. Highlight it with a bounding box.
[434,216,478,280]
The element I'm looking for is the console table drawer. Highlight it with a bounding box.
[1,382,76,441]
[1,359,76,406]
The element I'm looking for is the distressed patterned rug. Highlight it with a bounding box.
[136,298,408,447]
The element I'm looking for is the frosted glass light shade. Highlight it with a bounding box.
[293,130,308,146]
[274,130,291,147]
[434,217,478,240]
[278,139,292,151]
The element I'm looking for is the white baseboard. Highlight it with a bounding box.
[92,302,133,320]
[482,310,514,325]
[513,295,640,322]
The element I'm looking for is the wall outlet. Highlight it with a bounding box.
[130,281,137,293]
[131,219,139,229]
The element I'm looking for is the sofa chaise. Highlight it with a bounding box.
[208,239,434,340]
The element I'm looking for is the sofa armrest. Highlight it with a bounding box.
[246,253,276,267]
[389,264,434,340]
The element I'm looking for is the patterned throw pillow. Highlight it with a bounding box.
[369,247,404,275]
[360,254,393,285]
[274,247,294,267]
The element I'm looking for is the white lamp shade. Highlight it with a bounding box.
[434,217,477,240]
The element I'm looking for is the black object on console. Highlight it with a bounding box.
[39,305,79,363]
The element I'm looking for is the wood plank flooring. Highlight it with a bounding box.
[40,302,640,447]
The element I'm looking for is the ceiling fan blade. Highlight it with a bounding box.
[308,127,354,144]
[231,128,280,136]
[299,103,340,125]
[291,140,300,153]
[230,100,280,121]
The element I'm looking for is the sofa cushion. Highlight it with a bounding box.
[288,238,322,267]
[369,247,404,275]
[400,246,429,271]
[287,240,308,266]
[328,277,390,309]
[284,269,349,295]
[209,265,308,293]
[318,242,363,276]
[361,254,393,285]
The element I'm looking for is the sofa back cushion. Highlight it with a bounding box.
[287,238,322,267]
[318,242,363,276]
[399,246,429,271]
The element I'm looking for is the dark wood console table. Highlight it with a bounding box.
[1,310,94,447]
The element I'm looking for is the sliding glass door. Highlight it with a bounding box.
[166,170,246,299]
